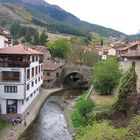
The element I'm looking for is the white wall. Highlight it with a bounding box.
[0,35,5,48]
[0,99,6,114]
[0,68,25,99]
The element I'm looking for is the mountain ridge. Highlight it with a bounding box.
[0,0,127,38]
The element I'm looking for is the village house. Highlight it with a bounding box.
[0,28,12,48]
[0,44,43,116]
[117,41,140,56]
[31,45,51,60]
[86,46,116,60]
[43,60,65,88]
[120,51,140,93]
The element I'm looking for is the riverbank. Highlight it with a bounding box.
[0,87,62,140]
[64,98,76,136]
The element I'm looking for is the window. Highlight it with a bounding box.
[32,55,35,62]
[2,71,20,81]
[35,66,38,75]
[27,84,30,90]
[32,67,34,77]
[27,69,30,79]
[30,93,33,97]
[36,55,38,61]
[35,79,37,84]
[38,77,40,82]
[26,97,29,102]
[32,81,34,87]
[47,72,50,76]
[41,76,43,79]
[56,72,59,77]
[39,65,41,73]
[4,86,17,93]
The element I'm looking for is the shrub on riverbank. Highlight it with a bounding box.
[0,119,6,132]
[71,93,95,127]
[75,115,140,140]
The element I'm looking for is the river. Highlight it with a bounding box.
[19,89,83,140]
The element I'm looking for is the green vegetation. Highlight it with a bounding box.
[93,57,121,95]
[71,93,95,128]
[3,3,33,21]
[89,32,108,45]
[75,115,140,140]
[75,120,128,140]
[67,37,100,66]
[113,67,136,111]
[117,67,136,97]
[0,119,6,132]
[11,23,48,45]
[46,23,87,37]
[48,38,70,59]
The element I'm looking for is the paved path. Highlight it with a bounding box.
[0,88,62,140]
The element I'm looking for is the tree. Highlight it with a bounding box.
[93,57,121,95]
[12,39,19,45]
[32,31,39,45]
[48,38,70,59]
[39,31,48,45]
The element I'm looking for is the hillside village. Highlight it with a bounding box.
[0,26,140,139]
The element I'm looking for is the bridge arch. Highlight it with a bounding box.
[61,66,93,88]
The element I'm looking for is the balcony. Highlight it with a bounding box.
[2,77,20,82]
[0,61,31,68]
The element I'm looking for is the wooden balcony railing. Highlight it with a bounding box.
[2,77,20,82]
[0,61,31,68]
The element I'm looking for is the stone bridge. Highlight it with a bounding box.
[60,65,93,88]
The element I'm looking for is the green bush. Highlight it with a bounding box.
[71,111,85,128]
[93,57,121,95]
[79,100,95,117]
[71,93,95,128]
[0,119,6,132]
[75,115,140,140]
[75,120,128,140]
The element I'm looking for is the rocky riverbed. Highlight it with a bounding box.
[19,90,82,140]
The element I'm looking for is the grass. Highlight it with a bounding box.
[90,93,115,105]
[3,3,33,21]
[90,92,116,115]
[0,119,6,132]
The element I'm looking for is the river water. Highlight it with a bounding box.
[19,90,82,140]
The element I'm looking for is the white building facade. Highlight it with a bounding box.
[0,28,12,49]
[0,44,43,115]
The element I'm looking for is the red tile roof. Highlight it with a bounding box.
[43,60,65,71]
[118,41,140,51]
[31,45,49,52]
[122,51,140,58]
[86,46,113,52]
[0,44,43,55]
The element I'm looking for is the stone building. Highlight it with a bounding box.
[43,60,65,88]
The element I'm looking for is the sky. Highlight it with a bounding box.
[45,0,140,35]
